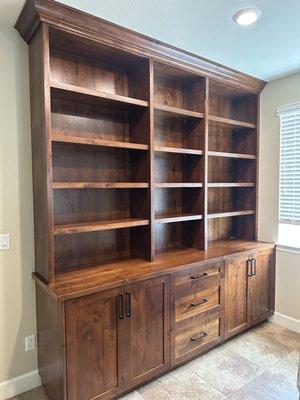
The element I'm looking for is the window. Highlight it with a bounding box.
[277,102,300,248]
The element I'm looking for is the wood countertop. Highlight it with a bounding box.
[33,239,275,301]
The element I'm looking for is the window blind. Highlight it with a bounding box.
[278,103,300,224]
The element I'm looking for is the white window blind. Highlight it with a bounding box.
[278,103,300,224]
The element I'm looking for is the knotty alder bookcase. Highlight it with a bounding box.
[16,1,275,400]
[22,23,258,277]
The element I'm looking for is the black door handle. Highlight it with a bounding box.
[247,259,252,277]
[126,292,131,317]
[118,295,124,319]
[251,258,256,276]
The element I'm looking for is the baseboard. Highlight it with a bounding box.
[269,312,300,333]
[0,370,40,400]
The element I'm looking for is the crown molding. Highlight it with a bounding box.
[15,0,266,93]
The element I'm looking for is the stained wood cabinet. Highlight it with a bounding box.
[66,277,170,400]
[15,1,276,400]
[225,249,275,338]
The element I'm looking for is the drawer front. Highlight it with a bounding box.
[175,285,221,323]
[173,261,223,289]
[174,313,222,361]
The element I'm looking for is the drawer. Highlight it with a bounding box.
[173,313,222,361]
[173,261,223,288]
[175,285,221,323]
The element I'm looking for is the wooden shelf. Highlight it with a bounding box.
[208,210,255,219]
[155,183,203,188]
[154,146,202,156]
[54,218,150,235]
[50,81,149,109]
[207,183,255,188]
[53,182,149,189]
[155,104,204,119]
[155,213,202,224]
[209,115,256,129]
[208,151,256,160]
[52,133,149,151]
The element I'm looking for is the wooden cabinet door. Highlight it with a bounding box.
[66,288,125,400]
[249,249,275,324]
[122,276,170,388]
[225,255,251,338]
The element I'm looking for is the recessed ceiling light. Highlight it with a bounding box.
[233,8,262,26]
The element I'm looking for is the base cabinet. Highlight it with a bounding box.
[65,277,170,400]
[225,248,275,339]
[37,246,275,400]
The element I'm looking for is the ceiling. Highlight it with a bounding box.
[1,0,300,81]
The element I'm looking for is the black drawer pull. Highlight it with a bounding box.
[190,298,208,307]
[191,332,208,342]
[191,272,208,280]
[118,295,124,320]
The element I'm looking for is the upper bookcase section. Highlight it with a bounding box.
[15,0,266,94]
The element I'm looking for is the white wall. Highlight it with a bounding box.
[259,73,300,327]
[0,23,37,386]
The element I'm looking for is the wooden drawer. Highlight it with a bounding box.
[175,285,221,323]
[172,313,223,364]
[173,261,223,289]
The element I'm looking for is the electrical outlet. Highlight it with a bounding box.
[25,334,36,351]
[0,234,10,250]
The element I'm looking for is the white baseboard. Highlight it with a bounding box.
[269,312,300,333]
[0,370,40,400]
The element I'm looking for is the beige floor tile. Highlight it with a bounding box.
[227,329,293,368]
[225,382,275,400]
[120,390,145,400]
[188,347,264,395]
[256,322,300,350]
[138,366,226,400]
[284,349,300,367]
[250,358,299,400]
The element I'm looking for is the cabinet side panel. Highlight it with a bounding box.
[36,285,65,400]
[29,23,54,282]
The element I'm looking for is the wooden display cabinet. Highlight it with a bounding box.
[15,1,275,400]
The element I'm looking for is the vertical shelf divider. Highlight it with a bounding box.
[149,59,155,261]
[202,77,209,250]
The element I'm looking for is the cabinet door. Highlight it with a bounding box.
[122,276,170,388]
[249,249,275,323]
[225,255,250,338]
[66,288,124,400]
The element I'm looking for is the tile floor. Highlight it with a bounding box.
[9,322,300,400]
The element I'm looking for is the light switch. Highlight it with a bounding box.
[0,234,10,250]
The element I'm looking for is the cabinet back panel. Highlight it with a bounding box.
[55,229,131,272]
[155,115,203,151]
[155,153,202,183]
[208,188,255,213]
[208,214,255,241]
[155,188,201,217]
[209,83,257,124]
[208,158,255,183]
[53,189,148,225]
[208,123,256,154]
[154,63,205,112]
[52,143,148,183]
[50,49,130,96]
